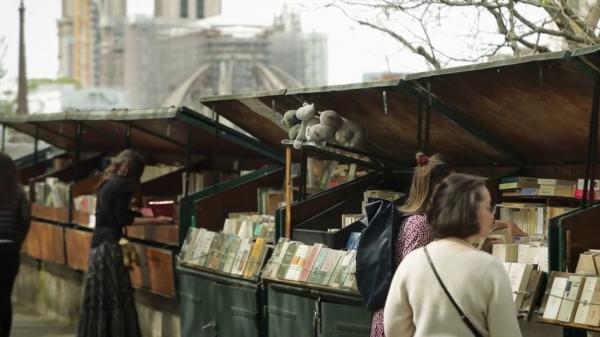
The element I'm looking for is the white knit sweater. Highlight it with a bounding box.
[384,238,522,337]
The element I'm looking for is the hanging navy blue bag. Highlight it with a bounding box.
[355,199,405,309]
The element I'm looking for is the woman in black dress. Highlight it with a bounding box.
[77,150,172,337]
[0,153,30,337]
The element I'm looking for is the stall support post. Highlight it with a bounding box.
[582,78,600,208]
[285,146,292,239]
[125,123,131,149]
[299,148,308,201]
[184,125,192,197]
[1,124,5,152]
[33,125,39,166]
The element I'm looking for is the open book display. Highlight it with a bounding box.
[538,271,600,331]
[178,227,269,281]
[261,238,358,293]
[222,213,276,243]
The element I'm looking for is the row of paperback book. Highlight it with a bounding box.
[496,203,572,237]
[222,213,276,242]
[493,242,549,273]
[179,227,268,280]
[262,238,358,292]
[500,176,600,199]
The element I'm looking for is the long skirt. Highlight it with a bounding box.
[77,242,141,337]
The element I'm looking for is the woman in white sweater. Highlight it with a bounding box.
[384,173,522,337]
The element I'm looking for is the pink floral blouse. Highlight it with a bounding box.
[370,214,433,337]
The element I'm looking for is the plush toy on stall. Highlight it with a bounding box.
[335,118,365,149]
[281,109,301,141]
[306,110,342,144]
[293,103,319,149]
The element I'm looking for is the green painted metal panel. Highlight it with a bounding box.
[321,301,371,337]
[177,267,217,337]
[178,165,284,244]
[267,285,315,337]
[215,283,261,337]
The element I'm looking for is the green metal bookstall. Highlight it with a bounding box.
[201,46,600,337]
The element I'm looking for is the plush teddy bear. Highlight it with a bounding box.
[293,103,318,149]
[319,110,343,130]
[335,118,365,149]
[282,109,300,129]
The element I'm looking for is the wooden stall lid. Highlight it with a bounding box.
[192,165,285,232]
[558,204,600,272]
[201,46,600,168]
[65,227,93,271]
[129,243,176,298]
[0,106,282,162]
[22,221,66,265]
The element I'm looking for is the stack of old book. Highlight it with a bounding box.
[493,242,548,273]
[222,213,276,243]
[262,238,358,292]
[499,176,577,198]
[574,179,600,200]
[34,177,70,208]
[178,228,269,280]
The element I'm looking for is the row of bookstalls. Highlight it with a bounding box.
[180,46,600,337]
[6,44,600,337]
[2,106,285,335]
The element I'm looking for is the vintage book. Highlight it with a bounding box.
[307,248,331,284]
[538,178,577,186]
[557,275,585,322]
[299,244,323,282]
[262,238,289,278]
[190,230,215,266]
[501,176,538,184]
[231,239,253,276]
[244,237,267,279]
[285,244,310,281]
[179,227,200,261]
[499,181,539,190]
[508,263,534,308]
[329,251,356,288]
[520,270,544,320]
[206,233,226,269]
[538,184,574,197]
[276,241,299,279]
[219,235,241,274]
[576,252,599,275]
[526,246,549,273]
[517,245,529,264]
[238,220,253,239]
[574,277,599,325]
[492,244,518,262]
[342,254,358,290]
[317,250,342,286]
[585,276,600,326]
[542,276,569,320]
[342,214,364,228]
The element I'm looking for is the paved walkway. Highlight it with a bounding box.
[11,305,74,337]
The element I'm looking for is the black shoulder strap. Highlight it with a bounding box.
[424,246,483,337]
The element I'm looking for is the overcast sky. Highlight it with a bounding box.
[0,0,433,90]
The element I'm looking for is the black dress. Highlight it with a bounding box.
[77,176,141,337]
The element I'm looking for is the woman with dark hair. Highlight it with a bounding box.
[371,153,525,337]
[0,153,30,337]
[77,150,172,337]
[384,173,522,337]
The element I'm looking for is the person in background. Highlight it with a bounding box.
[384,173,522,337]
[0,153,30,337]
[370,153,525,337]
[77,150,172,337]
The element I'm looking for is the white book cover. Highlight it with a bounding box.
[284,244,310,281]
[517,245,529,264]
[268,241,290,278]
[508,263,533,308]
[186,228,207,262]
[231,239,252,276]
[191,230,215,266]
[492,244,507,262]
[329,251,355,288]
[557,275,584,322]
[526,246,549,273]
[543,277,569,320]
[574,277,598,324]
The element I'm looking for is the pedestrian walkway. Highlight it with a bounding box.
[11,305,74,337]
